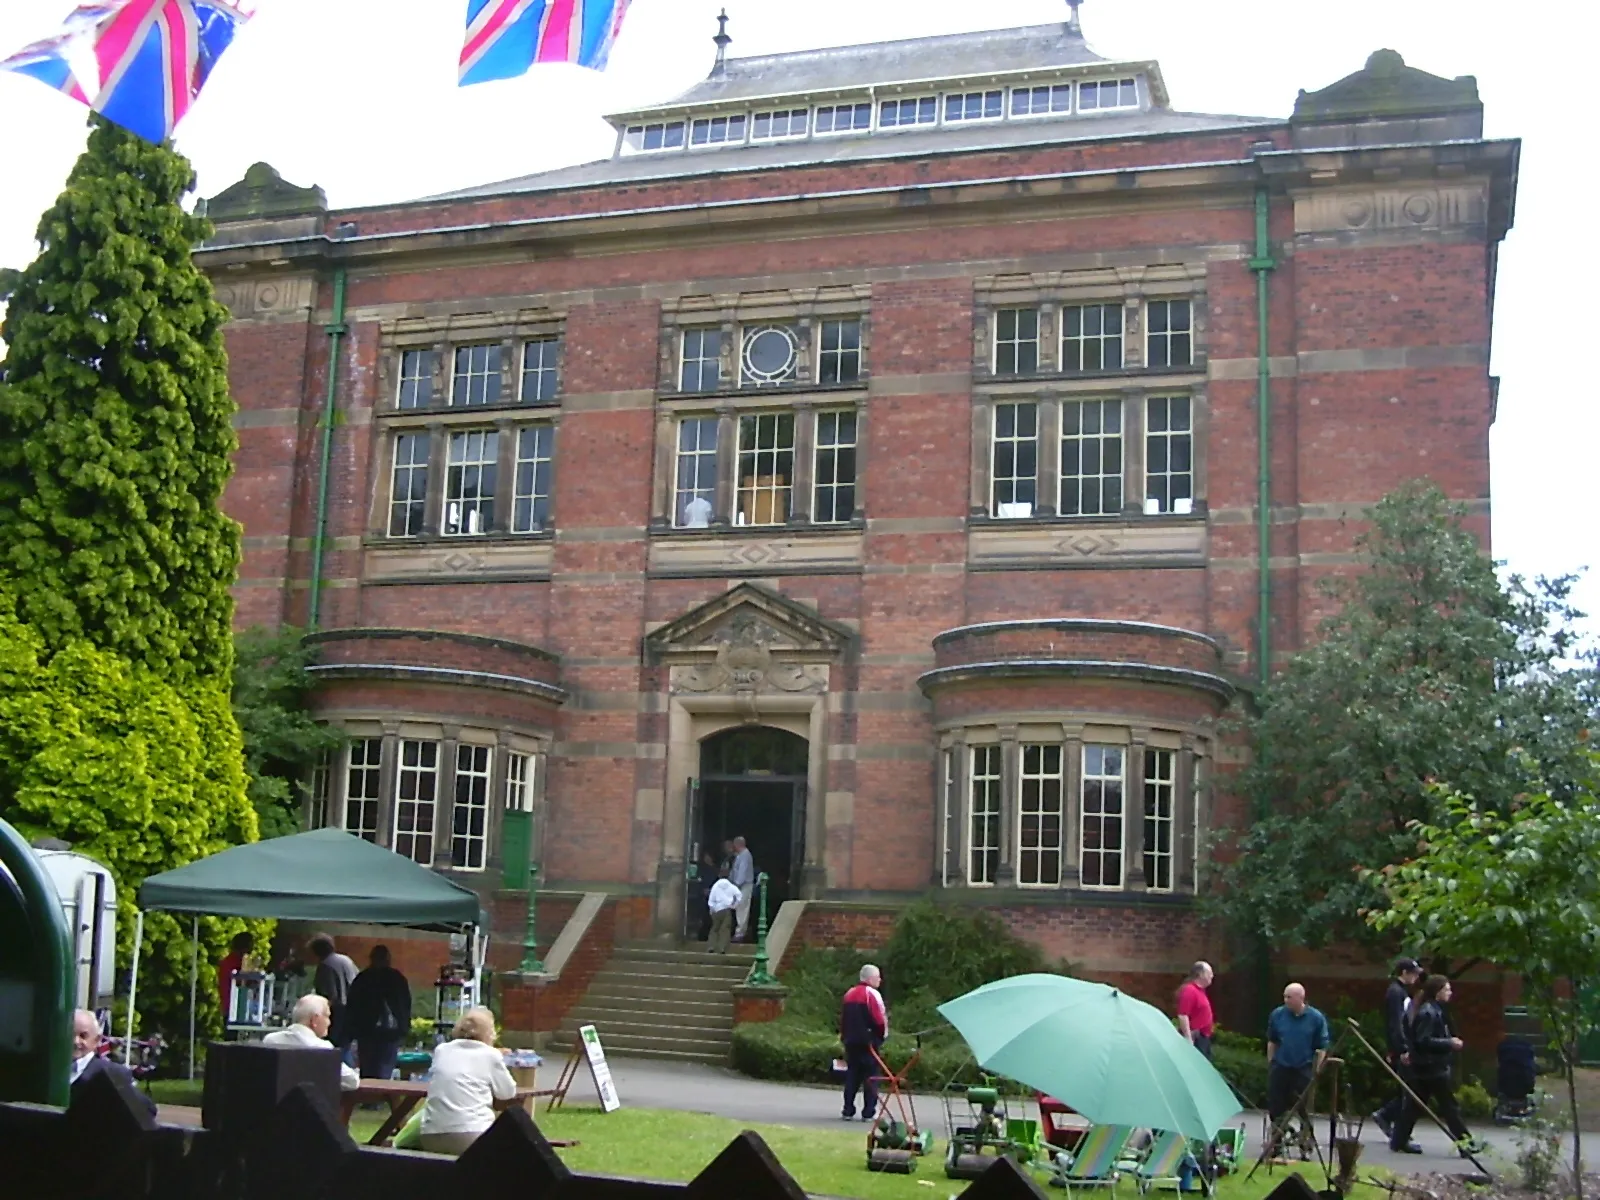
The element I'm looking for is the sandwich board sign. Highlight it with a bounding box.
[579,1024,620,1112]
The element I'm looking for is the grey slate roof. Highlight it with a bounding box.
[655,21,1107,108]
[426,107,1276,202]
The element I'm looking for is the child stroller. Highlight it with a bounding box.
[1493,1036,1538,1126]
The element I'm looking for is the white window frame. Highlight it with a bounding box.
[1078,77,1140,112]
[1059,398,1123,518]
[991,401,1038,518]
[943,89,1005,123]
[818,317,862,384]
[1145,298,1194,368]
[738,323,802,388]
[735,411,795,527]
[442,429,498,536]
[1017,743,1065,887]
[450,343,502,407]
[1143,747,1176,893]
[307,752,331,830]
[750,108,809,141]
[1143,396,1194,515]
[388,432,430,539]
[520,337,559,404]
[679,327,723,392]
[451,743,492,872]
[993,307,1040,375]
[814,101,872,135]
[622,121,686,153]
[1079,743,1126,890]
[939,747,956,888]
[690,113,747,147]
[1010,83,1073,118]
[1060,302,1124,373]
[396,348,434,409]
[812,409,858,524]
[393,738,439,865]
[878,95,938,129]
[967,744,1002,886]
[673,416,719,528]
[505,752,534,813]
[511,425,553,533]
[343,738,383,843]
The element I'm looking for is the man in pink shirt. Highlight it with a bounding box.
[1175,961,1215,1059]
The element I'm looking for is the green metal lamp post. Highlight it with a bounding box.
[519,864,544,973]
[745,872,776,986]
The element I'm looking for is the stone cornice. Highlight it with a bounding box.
[932,618,1222,652]
[306,626,560,663]
[916,658,1236,701]
[306,663,568,705]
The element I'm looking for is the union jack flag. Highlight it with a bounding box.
[460,0,632,87]
[0,1,253,144]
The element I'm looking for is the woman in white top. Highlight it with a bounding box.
[418,1007,518,1155]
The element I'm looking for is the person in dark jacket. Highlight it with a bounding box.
[69,1010,156,1116]
[345,945,413,1080]
[839,964,888,1121]
[1388,975,1484,1155]
[1372,957,1423,1149]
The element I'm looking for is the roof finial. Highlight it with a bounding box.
[1065,0,1083,35]
[712,9,731,77]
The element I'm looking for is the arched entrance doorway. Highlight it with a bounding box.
[685,726,807,939]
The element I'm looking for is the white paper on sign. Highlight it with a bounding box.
[579,1024,621,1113]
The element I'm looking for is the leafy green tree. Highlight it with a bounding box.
[0,116,239,681]
[1369,769,1600,1197]
[0,590,257,1037]
[1207,481,1598,950]
[233,627,344,838]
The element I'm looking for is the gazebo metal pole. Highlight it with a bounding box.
[188,915,198,1081]
[124,911,144,1067]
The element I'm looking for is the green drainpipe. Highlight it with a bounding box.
[307,268,348,629]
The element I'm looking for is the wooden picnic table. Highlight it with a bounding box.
[338,1079,543,1146]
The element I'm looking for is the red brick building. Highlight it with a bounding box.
[198,14,1516,1031]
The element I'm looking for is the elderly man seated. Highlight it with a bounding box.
[263,994,360,1091]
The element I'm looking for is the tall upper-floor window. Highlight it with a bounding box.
[994,308,1040,376]
[389,433,430,538]
[1060,398,1123,517]
[1144,396,1193,515]
[392,739,438,866]
[442,430,498,536]
[451,744,492,872]
[736,412,795,526]
[397,349,435,409]
[344,739,383,843]
[680,327,723,392]
[813,410,858,523]
[992,401,1038,518]
[674,417,719,528]
[968,745,1002,886]
[512,426,553,533]
[1145,299,1193,368]
[1143,748,1176,893]
[818,318,862,384]
[520,337,559,404]
[1018,743,1065,887]
[1080,744,1125,889]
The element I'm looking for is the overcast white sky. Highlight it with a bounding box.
[1,0,1595,637]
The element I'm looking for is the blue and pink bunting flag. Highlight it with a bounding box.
[0,1,253,144]
[460,0,632,87]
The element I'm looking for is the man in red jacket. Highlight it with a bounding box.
[839,964,888,1121]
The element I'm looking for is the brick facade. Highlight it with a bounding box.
[201,29,1516,1025]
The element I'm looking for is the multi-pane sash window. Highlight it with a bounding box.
[512,426,553,533]
[994,308,1040,375]
[1011,84,1072,116]
[505,752,533,812]
[1146,299,1193,368]
[1061,304,1123,372]
[451,344,502,406]
[451,744,492,871]
[397,349,435,409]
[675,417,719,527]
[1018,744,1065,886]
[680,328,723,392]
[879,96,937,127]
[818,318,862,384]
[815,102,872,133]
[306,754,331,830]
[940,748,957,888]
[740,324,801,387]
[1080,744,1125,889]
[393,739,438,865]
[388,433,430,538]
[944,90,1003,122]
[1060,399,1123,516]
[691,114,746,146]
[1145,397,1193,514]
[443,430,498,535]
[992,402,1038,517]
[343,740,382,842]
[1143,748,1176,893]
[752,109,808,140]
[1079,78,1138,110]
[813,410,858,523]
[624,121,686,151]
[968,745,1002,885]
[521,337,559,404]
[736,412,795,525]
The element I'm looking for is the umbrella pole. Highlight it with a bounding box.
[188,916,199,1081]
[124,910,144,1068]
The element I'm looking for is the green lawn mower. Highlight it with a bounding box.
[864,1038,936,1173]
[942,1083,1039,1179]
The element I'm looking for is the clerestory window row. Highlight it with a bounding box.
[393,335,562,411]
[678,317,863,393]
[991,299,1194,377]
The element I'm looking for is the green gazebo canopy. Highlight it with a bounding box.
[137,828,481,928]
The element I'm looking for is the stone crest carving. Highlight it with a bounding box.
[672,614,828,696]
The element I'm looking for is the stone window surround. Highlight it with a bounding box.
[936,716,1211,897]
[315,715,550,878]
[377,309,565,414]
[658,287,872,396]
[368,409,560,542]
[967,383,1208,521]
[649,393,867,531]
[973,265,1208,380]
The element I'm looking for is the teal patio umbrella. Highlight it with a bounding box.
[936,974,1241,1142]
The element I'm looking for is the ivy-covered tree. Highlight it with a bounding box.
[1207,480,1599,950]
[233,627,344,838]
[0,116,239,681]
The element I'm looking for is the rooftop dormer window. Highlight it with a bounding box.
[691,114,747,146]
[1078,78,1138,111]
[625,120,687,152]
[879,96,937,128]
[944,90,1004,123]
[751,108,810,141]
[815,102,872,134]
[1011,84,1073,117]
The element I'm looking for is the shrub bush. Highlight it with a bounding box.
[730,1018,1014,1093]
[1456,1077,1494,1120]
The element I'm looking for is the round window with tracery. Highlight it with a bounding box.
[740,325,800,386]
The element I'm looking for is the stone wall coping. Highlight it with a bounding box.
[916,658,1237,701]
[932,618,1222,652]
[307,626,560,663]
[508,892,607,985]
[731,983,790,997]
[808,890,1199,911]
[764,900,807,974]
[306,663,569,705]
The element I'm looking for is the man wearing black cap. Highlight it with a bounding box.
[1372,957,1424,1151]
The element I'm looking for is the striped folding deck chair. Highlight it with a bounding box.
[1047,1123,1134,1195]
[1133,1130,1207,1196]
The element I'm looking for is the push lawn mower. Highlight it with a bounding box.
[865,1034,936,1173]
[942,1083,1038,1179]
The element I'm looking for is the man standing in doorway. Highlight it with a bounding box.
[1175,961,1215,1059]
[730,835,755,942]
[840,964,888,1121]
[1265,982,1329,1158]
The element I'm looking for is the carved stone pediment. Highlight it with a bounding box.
[646,584,851,699]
